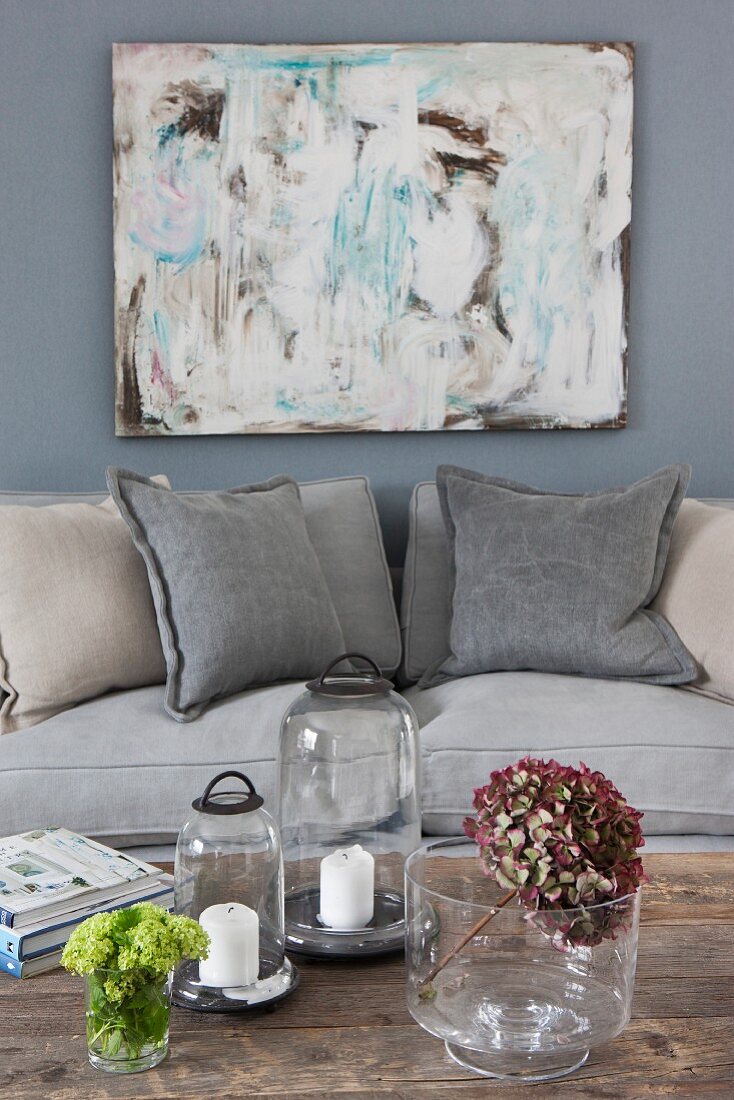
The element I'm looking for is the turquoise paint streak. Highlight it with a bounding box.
[234,50,397,72]
[328,167,408,325]
[153,310,170,361]
[492,149,583,369]
[275,392,299,414]
[209,45,403,80]
[328,169,438,333]
[131,212,206,270]
[416,74,452,102]
[275,390,365,422]
[271,202,294,227]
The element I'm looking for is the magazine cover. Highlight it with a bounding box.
[0,827,158,918]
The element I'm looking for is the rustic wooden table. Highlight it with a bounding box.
[1,853,732,1098]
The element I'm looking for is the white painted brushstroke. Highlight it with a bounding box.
[410,192,490,321]
[113,42,633,434]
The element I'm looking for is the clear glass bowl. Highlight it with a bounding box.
[405,838,641,1082]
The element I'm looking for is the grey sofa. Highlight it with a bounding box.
[1,483,732,853]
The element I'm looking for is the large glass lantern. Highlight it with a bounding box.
[277,653,421,957]
[172,771,298,1012]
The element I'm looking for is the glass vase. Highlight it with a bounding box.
[85,968,171,1073]
[405,839,641,1082]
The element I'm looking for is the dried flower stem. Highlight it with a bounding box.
[419,888,517,990]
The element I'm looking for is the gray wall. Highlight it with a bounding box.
[1,1,732,562]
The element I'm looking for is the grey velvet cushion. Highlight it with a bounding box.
[107,469,346,721]
[406,672,734,837]
[401,489,734,683]
[422,464,697,687]
[0,478,401,675]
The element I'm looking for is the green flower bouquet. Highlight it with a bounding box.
[62,903,209,1073]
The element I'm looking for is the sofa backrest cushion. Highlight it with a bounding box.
[298,478,400,674]
[400,483,452,682]
[0,478,170,733]
[401,483,734,683]
[0,476,401,681]
[651,499,734,705]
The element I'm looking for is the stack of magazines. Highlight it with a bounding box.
[0,827,173,978]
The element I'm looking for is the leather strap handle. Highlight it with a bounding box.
[200,770,257,807]
[317,653,382,685]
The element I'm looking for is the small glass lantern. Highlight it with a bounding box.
[172,771,298,1012]
[277,653,421,957]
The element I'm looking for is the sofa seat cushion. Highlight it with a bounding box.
[405,672,734,837]
[0,681,306,846]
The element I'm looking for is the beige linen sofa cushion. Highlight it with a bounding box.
[0,477,169,733]
[652,499,734,704]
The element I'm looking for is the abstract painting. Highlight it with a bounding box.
[113,43,633,435]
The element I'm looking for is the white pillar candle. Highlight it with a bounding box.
[198,902,259,988]
[319,844,375,930]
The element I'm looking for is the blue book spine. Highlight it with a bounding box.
[2,885,173,959]
[0,908,16,930]
[0,948,61,978]
[0,951,29,977]
[0,951,21,977]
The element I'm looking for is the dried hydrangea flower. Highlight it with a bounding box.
[464,756,647,948]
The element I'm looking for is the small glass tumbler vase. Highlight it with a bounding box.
[85,969,171,1073]
[405,839,641,1083]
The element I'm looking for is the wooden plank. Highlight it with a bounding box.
[641,903,734,925]
[1,1018,732,1098]
[440,923,734,967]
[3,964,732,1042]
[157,855,734,906]
[631,978,734,1019]
[0,854,732,1097]
[635,926,734,979]
[145,856,734,915]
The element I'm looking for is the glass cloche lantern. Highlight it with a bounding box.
[277,653,421,957]
[172,771,298,1012]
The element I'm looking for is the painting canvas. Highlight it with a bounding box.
[113,42,633,435]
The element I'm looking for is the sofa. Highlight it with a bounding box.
[1,479,732,854]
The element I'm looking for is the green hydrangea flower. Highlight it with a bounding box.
[62,903,209,1001]
[62,904,210,1061]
